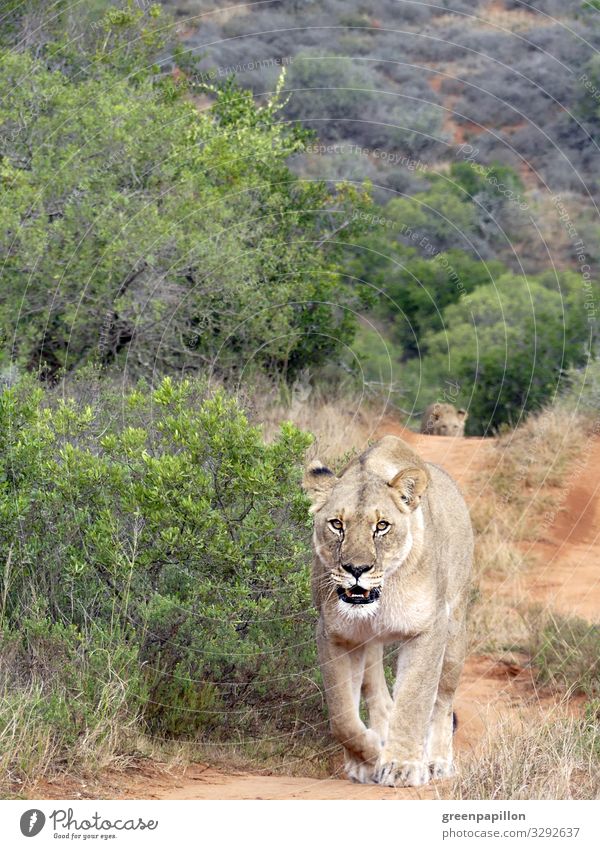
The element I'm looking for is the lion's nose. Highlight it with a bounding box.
[342,563,372,580]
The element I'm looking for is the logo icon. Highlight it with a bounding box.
[20,810,46,837]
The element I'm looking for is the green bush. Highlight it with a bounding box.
[0,377,317,749]
[422,272,589,433]
[0,39,369,381]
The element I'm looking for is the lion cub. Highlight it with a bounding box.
[420,403,468,436]
[303,435,473,787]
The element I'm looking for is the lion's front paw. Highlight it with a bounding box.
[344,754,377,784]
[375,758,430,788]
[343,729,381,784]
[429,758,455,780]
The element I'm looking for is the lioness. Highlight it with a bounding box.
[303,435,473,787]
[420,403,468,436]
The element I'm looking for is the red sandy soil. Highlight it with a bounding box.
[27,428,598,800]
[521,439,600,622]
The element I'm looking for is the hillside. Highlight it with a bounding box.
[161,0,600,430]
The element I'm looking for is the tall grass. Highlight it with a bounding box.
[0,621,143,797]
[454,705,600,800]
[484,407,589,541]
[528,612,600,697]
[257,386,377,465]
[465,407,592,654]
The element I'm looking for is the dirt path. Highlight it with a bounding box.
[30,428,598,800]
[521,439,600,622]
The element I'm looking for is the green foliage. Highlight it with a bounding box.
[348,182,505,356]
[450,161,524,201]
[0,377,316,740]
[0,43,369,381]
[0,0,170,80]
[1,618,145,736]
[423,272,590,432]
[348,165,596,429]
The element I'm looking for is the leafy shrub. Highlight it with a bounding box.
[422,272,590,432]
[0,376,317,744]
[0,46,369,381]
[348,178,507,354]
[283,53,383,141]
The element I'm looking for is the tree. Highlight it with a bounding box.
[423,273,590,432]
[0,47,370,380]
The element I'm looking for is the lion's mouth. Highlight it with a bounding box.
[337,585,381,605]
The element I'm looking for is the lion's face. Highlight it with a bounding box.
[304,461,428,614]
[423,403,467,436]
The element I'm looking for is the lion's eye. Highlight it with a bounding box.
[376,520,390,532]
[329,518,343,531]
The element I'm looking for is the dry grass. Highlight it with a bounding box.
[467,594,529,655]
[0,685,63,797]
[468,406,588,587]
[466,406,592,653]
[120,726,334,781]
[474,524,526,580]
[0,681,138,798]
[257,389,377,466]
[453,702,600,800]
[0,624,142,798]
[527,611,600,698]
[486,407,589,541]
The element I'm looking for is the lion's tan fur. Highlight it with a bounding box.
[420,403,468,436]
[303,435,473,787]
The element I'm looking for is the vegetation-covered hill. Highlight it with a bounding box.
[163,0,600,431]
[1,0,599,431]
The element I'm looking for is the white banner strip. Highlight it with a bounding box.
[0,799,598,849]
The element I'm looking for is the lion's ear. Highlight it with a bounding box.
[457,408,468,420]
[388,466,429,510]
[302,461,338,514]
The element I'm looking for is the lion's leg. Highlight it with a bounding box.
[316,620,380,783]
[362,642,393,744]
[427,611,467,780]
[375,629,445,788]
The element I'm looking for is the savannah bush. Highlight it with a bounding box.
[0,375,318,787]
[0,13,370,382]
